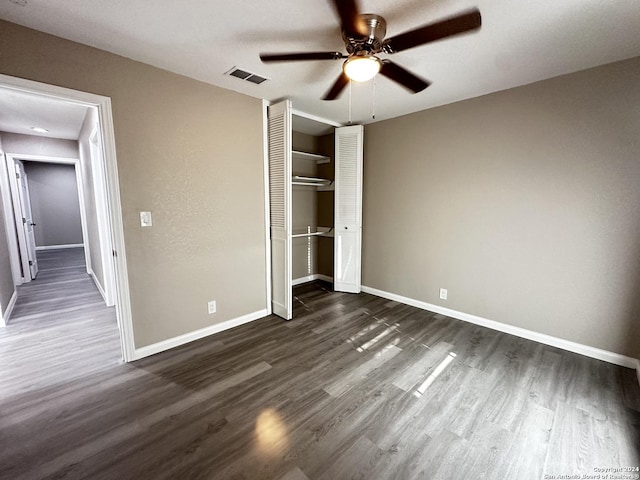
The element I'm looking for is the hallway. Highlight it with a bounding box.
[0,247,121,388]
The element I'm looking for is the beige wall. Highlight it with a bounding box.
[292,132,319,280]
[316,134,335,278]
[291,131,336,280]
[292,131,318,154]
[0,20,267,347]
[363,56,640,359]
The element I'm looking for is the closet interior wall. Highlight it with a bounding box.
[291,130,335,284]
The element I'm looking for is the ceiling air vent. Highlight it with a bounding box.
[225,67,269,85]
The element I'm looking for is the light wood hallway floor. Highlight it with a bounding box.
[1,268,639,479]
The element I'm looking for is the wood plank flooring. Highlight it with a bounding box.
[0,248,121,391]
[1,264,639,480]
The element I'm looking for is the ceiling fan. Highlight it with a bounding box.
[260,0,481,100]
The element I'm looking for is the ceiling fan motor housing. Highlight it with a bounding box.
[343,14,387,54]
[260,1,481,100]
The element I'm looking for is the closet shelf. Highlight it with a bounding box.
[292,226,334,238]
[292,175,331,187]
[293,150,330,165]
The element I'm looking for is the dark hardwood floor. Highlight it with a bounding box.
[1,255,639,479]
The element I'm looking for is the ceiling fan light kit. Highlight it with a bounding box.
[343,55,381,82]
[260,0,481,101]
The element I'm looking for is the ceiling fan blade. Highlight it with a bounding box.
[323,72,350,100]
[330,0,364,36]
[260,52,346,62]
[384,8,481,53]
[380,61,431,93]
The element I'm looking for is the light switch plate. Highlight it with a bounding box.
[140,211,152,227]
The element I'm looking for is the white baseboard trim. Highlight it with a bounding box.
[292,274,334,286]
[132,309,268,361]
[0,288,18,326]
[36,243,83,251]
[88,269,107,304]
[362,285,640,370]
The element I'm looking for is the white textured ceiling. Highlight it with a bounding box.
[0,87,88,140]
[1,0,639,126]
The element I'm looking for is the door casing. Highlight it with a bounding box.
[0,73,135,362]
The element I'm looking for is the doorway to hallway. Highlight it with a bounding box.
[0,73,134,361]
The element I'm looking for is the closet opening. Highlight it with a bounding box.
[291,120,336,288]
[266,100,364,320]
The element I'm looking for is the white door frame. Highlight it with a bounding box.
[88,127,116,306]
[261,100,272,316]
[0,73,135,362]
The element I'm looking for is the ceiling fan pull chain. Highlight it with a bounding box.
[348,79,353,125]
[372,75,376,120]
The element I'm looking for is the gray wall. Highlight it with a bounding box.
[0,136,16,321]
[363,56,640,359]
[0,20,267,348]
[23,161,83,247]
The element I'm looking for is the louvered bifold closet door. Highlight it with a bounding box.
[268,101,293,319]
[334,125,364,293]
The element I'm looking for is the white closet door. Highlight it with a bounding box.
[268,100,293,319]
[334,125,363,293]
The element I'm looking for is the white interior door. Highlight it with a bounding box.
[14,161,38,280]
[268,100,293,319]
[334,125,363,293]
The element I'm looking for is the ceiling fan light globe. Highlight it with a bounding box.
[343,56,381,82]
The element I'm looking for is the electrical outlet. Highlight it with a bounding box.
[439,288,448,300]
[208,300,217,314]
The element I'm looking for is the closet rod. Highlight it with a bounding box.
[291,227,334,238]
